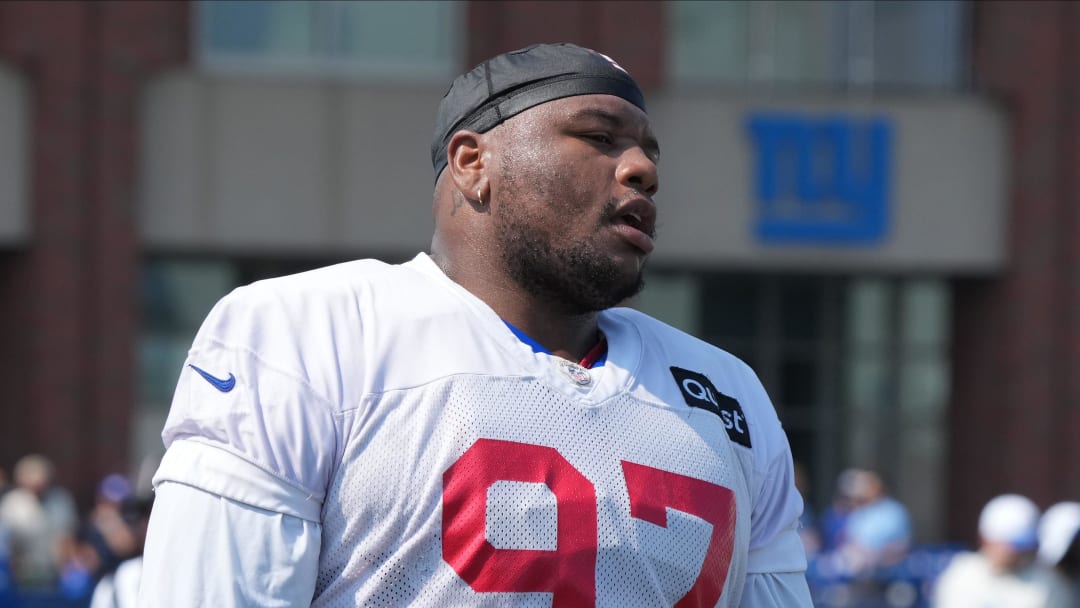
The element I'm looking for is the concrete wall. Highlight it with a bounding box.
[139,71,1008,273]
[949,0,1080,544]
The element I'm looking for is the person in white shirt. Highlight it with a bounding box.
[1037,501,1080,601]
[934,494,1074,608]
[138,42,813,607]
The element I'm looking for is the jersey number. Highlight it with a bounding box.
[442,438,736,607]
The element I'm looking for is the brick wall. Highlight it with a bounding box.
[0,0,188,503]
[949,0,1080,541]
[467,1,665,90]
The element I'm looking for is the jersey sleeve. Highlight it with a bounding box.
[139,481,320,607]
[154,282,343,520]
[143,282,345,601]
[740,571,815,607]
[746,440,808,574]
[738,362,812,598]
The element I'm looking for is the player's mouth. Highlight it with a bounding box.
[610,197,656,254]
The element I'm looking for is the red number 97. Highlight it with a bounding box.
[442,439,736,607]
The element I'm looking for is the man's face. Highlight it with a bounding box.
[488,94,660,315]
[981,539,1033,573]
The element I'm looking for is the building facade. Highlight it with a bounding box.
[0,0,1076,545]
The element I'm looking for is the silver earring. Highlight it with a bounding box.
[477,189,484,206]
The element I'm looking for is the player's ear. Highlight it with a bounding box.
[446,130,487,204]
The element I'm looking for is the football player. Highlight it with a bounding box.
[139,43,812,607]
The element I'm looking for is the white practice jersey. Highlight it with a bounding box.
[143,253,810,607]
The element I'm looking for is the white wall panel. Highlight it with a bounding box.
[140,71,1006,271]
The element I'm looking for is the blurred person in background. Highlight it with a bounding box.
[89,495,154,608]
[82,474,137,577]
[0,465,10,559]
[818,468,861,554]
[835,469,912,577]
[54,474,140,600]
[0,464,13,605]
[933,494,1073,608]
[0,454,77,590]
[1037,501,1080,597]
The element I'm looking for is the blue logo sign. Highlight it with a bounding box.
[746,113,894,244]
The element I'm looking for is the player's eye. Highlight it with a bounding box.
[584,133,613,146]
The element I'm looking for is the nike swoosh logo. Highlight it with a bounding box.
[189,364,236,393]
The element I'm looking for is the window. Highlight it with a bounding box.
[197,0,461,80]
[843,278,950,540]
[635,270,951,540]
[669,0,968,91]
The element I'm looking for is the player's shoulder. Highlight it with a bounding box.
[189,256,444,371]
[607,307,787,464]
[228,257,404,305]
[209,255,438,325]
[606,307,756,377]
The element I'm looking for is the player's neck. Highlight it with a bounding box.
[437,257,601,362]
[453,274,604,360]
[482,285,601,362]
[499,306,601,364]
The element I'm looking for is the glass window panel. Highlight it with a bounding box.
[899,354,949,414]
[266,2,318,57]
[780,278,821,342]
[203,0,275,54]
[901,279,949,347]
[203,1,315,58]
[633,272,702,337]
[700,276,760,342]
[786,430,817,484]
[668,0,967,90]
[141,260,237,331]
[338,1,455,64]
[199,0,459,78]
[841,0,876,87]
[669,0,749,83]
[846,352,888,410]
[846,279,890,345]
[768,0,841,86]
[873,0,966,89]
[139,334,192,406]
[779,354,818,408]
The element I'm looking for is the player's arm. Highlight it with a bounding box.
[139,472,320,606]
[139,284,342,605]
[740,571,815,606]
[738,448,814,607]
[739,368,814,607]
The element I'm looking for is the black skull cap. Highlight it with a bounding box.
[431,43,646,179]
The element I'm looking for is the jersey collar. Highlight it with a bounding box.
[502,320,608,368]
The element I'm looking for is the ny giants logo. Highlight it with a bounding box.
[746,113,894,244]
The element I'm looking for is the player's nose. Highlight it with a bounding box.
[616,145,659,197]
